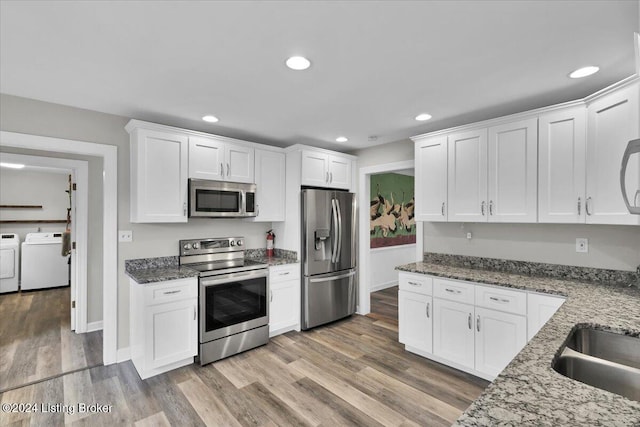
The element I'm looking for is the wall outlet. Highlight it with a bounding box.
[119,230,133,243]
[576,238,588,253]
[466,232,472,240]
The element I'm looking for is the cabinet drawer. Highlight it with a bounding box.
[475,284,526,316]
[144,278,197,306]
[398,272,433,296]
[433,278,475,304]
[269,264,300,282]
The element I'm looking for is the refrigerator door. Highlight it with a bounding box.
[302,189,335,276]
[302,268,357,330]
[333,191,357,271]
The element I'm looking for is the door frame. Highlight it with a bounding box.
[0,131,118,365]
[0,153,88,331]
[357,160,422,315]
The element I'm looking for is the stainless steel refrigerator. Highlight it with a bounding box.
[301,189,357,330]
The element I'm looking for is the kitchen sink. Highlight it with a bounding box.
[553,327,640,401]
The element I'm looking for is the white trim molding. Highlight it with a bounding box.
[116,347,131,363]
[86,321,104,333]
[0,131,118,366]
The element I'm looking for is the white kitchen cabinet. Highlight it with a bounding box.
[538,106,587,223]
[188,136,254,183]
[301,150,352,189]
[252,149,285,222]
[414,135,448,221]
[433,298,475,371]
[474,307,527,378]
[398,290,433,353]
[130,277,198,380]
[268,264,300,336]
[487,118,538,222]
[527,292,565,340]
[128,126,188,223]
[447,128,488,222]
[586,83,640,225]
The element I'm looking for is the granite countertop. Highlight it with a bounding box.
[246,255,299,267]
[396,261,640,426]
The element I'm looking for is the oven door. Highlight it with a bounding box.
[199,269,269,343]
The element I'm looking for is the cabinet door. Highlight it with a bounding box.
[475,307,526,379]
[225,144,255,183]
[448,128,488,222]
[538,107,587,223]
[527,293,565,341]
[133,129,188,222]
[433,298,474,370]
[586,83,640,224]
[488,118,538,222]
[253,149,285,222]
[328,155,352,189]
[301,150,330,187]
[415,136,448,221]
[398,290,433,353]
[146,299,197,370]
[269,279,299,336]
[188,136,225,180]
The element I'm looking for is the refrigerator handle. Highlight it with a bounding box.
[331,199,339,263]
[336,198,342,262]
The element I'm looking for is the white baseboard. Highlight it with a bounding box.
[116,347,131,363]
[370,281,398,292]
[86,320,103,332]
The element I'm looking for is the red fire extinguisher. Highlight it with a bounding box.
[266,229,275,257]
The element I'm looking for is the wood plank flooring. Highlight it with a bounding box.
[0,286,488,426]
[0,287,103,392]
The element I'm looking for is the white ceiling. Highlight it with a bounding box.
[1,1,638,152]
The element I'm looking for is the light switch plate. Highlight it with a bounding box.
[576,238,588,253]
[119,230,133,243]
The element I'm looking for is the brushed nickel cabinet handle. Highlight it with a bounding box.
[489,296,510,303]
[426,302,430,318]
[441,202,445,216]
[577,197,581,216]
[279,272,290,276]
[489,200,494,215]
[163,290,181,295]
[227,163,230,177]
[220,163,224,177]
[481,201,486,216]
[477,315,480,332]
[330,172,333,183]
[270,290,273,302]
[408,281,422,287]
[468,313,472,329]
[326,172,329,183]
[586,197,593,216]
[445,288,461,294]
[193,306,196,320]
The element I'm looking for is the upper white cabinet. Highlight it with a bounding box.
[487,118,538,223]
[415,135,448,221]
[447,128,488,222]
[301,150,352,189]
[253,149,285,222]
[128,126,188,223]
[538,106,587,223]
[188,136,254,184]
[586,83,640,225]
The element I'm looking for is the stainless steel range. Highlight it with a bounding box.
[179,237,269,365]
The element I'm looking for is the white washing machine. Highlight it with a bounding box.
[0,233,20,293]
[21,232,69,290]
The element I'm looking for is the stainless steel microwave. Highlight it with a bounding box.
[189,179,256,218]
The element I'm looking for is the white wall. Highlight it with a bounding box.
[351,139,414,168]
[370,244,416,291]
[0,168,70,241]
[0,93,273,349]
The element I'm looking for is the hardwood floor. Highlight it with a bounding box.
[0,287,103,392]
[0,287,488,426]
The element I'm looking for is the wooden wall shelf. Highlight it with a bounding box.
[0,220,67,224]
[0,205,43,209]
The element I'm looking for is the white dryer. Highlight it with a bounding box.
[0,233,20,293]
[21,232,69,290]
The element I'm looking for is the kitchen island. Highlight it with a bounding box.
[396,258,640,426]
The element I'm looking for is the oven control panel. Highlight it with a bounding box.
[179,237,244,256]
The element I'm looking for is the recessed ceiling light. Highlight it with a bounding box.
[0,162,25,169]
[336,136,348,143]
[569,66,599,79]
[415,113,432,121]
[286,56,311,71]
[202,115,219,123]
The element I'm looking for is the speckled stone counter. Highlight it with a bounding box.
[246,248,299,266]
[125,256,198,284]
[396,261,640,426]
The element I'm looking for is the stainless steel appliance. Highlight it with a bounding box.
[179,237,269,365]
[188,179,256,218]
[620,138,640,214]
[301,189,357,330]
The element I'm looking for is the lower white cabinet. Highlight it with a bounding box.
[398,290,433,353]
[130,277,198,380]
[527,292,565,340]
[433,298,475,370]
[474,307,527,378]
[269,264,300,336]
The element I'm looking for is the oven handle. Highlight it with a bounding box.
[200,269,268,287]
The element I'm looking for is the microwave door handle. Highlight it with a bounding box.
[620,139,640,213]
[240,191,245,215]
